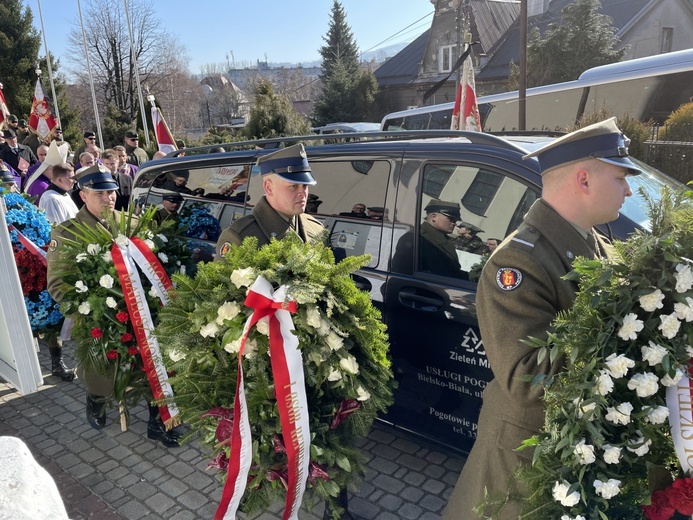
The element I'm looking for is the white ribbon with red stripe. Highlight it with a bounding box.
[110,236,179,427]
[216,276,310,520]
[8,224,47,265]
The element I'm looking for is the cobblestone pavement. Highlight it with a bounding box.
[0,342,466,520]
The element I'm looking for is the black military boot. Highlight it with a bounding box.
[48,346,75,382]
[323,489,354,520]
[86,393,107,429]
[147,404,180,448]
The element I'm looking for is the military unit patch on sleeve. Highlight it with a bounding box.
[219,242,231,258]
[496,267,522,291]
[49,239,58,252]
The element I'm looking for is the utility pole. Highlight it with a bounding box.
[518,0,527,130]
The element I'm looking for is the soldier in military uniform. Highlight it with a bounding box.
[443,118,640,519]
[215,143,324,259]
[453,222,486,254]
[46,165,179,447]
[153,192,184,224]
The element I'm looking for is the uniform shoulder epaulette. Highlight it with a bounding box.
[303,214,322,226]
[507,225,540,251]
[230,214,256,234]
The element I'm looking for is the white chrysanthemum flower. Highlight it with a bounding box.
[605,353,635,379]
[339,355,359,375]
[256,317,270,336]
[179,265,186,275]
[643,405,670,424]
[169,349,187,362]
[102,251,112,263]
[317,318,331,337]
[157,233,168,243]
[659,313,681,339]
[76,252,88,262]
[78,301,91,315]
[626,431,652,456]
[326,331,344,351]
[224,337,242,354]
[105,297,118,308]
[306,306,322,329]
[561,516,586,520]
[231,267,255,288]
[75,280,88,293]
[605,402,633,425]
[552,481,580,507]
[662,368,685,387]
[594,479,621,499]
[216,301,241,325]
[87,243,101,255]
[595,370,614,396]
[356,385,371,401]
[639,289,665,312]
[573,398,597,419]
[603,445,621,464]
[115,234,129,247]
[327,368,343,381]
[148,286,158,297]
[617,313,644,341]
[143,239,155,250]
[675,297,693,322]
[641,341,668,366]
[158,252,168,263]
[99,274,114,289]
[573,439,596,465]
[627,372,659,398]
[675,263,693,293]
[244,338,258,359]
[199,322,220,338]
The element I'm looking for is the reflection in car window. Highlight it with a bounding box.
[412,163,540,280]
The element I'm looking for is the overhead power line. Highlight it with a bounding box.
[360,10,434,57]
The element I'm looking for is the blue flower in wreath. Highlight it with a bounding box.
[4,192,52,248]
[179,203,222,242]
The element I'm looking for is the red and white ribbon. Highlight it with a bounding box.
[111,236,179,428]
[8,224,47,266]
[667,373,693,474]
[216,276,310,520]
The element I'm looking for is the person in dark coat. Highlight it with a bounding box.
[0,129,37,180]
[153,192,183,224]
[443,117,641,519]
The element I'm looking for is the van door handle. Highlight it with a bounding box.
[351,274,372,292]
[398,289,444,311]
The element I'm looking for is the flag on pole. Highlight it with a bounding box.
[0,83,10,127]
[151,105,178,154]
[28,77,58,140]
[450,54,482,132]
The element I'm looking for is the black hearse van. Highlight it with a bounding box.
[132,131,679,454]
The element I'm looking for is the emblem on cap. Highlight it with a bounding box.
[219,242,231,257]
[496,267,522,291]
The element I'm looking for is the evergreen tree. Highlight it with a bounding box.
[314,1,379,126]
[524,0,625,87]
[319,0,359,79]
[244,80,311,139]
[0,0,41,120]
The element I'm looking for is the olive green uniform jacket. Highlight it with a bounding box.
[443,199,600,519]
[153,207,180,225]
[214,196,324,259]
[47,206,125,397]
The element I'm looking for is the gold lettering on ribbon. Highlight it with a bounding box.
[283,380,307,516]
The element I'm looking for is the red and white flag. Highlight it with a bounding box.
[451,55,482,132]
[151,105,178,154]
[0,83,10,127]
[28,77,58,140]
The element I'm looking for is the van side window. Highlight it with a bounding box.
[396,163,539,280]
[283,159,391,267]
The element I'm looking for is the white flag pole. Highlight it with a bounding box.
[123,0,151,147]
[36,0,61,129]
[77,0,105,150]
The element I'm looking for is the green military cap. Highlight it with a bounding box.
[425,200,461,221]
[458,221,484,234]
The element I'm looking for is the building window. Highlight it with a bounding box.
[661,28,673,53]
[439,45,455,73]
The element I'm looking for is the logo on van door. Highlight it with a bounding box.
[461,327,485,356]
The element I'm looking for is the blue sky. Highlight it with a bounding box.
[24,0,434,73]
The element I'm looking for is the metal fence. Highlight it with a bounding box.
[643,124,693,184]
